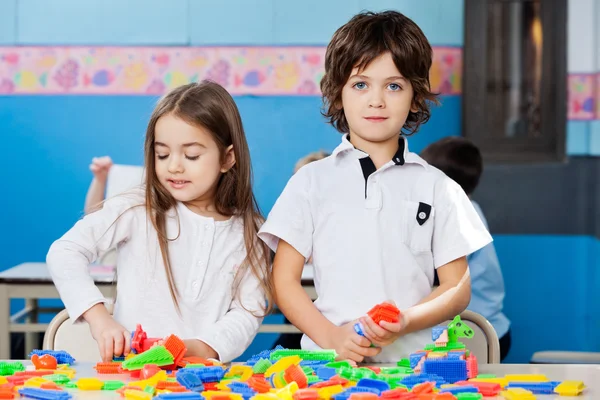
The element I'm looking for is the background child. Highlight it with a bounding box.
[420,136,511,361]
[272,150,330,350]
[47,81,273,363]
[259,10,492,363]
[84,156,114,214]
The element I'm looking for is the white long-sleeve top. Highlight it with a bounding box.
[46,189,265,363]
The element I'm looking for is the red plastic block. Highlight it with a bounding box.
[367,303,401,324]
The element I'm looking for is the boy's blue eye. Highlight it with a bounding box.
[157,154,168,160]
[388,83,402,91]
[353,82,367,90]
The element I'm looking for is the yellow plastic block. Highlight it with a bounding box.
[252,394,280,400]
[265,356,301,377]
[554,380,585,396]
[226,365,253,381]
[76,377,105,390]
[469,377,509,388]
[128,370,168,389]
[202,391,243,400]
[0,376,6,385]
[505,374,548,382]
[317,384,344,399]
[500,388,536,400]
[276,382,299,400]
[123,389,153,399]
[54,368,76,379]
[216,381,234,391]
[23,377,49,388]
[273,371,288,389]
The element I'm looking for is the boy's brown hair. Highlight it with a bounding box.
[320,10,439,135]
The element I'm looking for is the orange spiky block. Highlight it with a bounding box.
[94,362,123,374]
[163,334,186,366]
[367,303,401,324]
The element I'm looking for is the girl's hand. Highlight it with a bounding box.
[89,156,113,182]
[84,304,131,362]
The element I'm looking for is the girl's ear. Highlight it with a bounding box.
[221,145,236,173]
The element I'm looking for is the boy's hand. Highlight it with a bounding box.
[84,304,131,362]
[325,321,381,363]
[358,313,405,347]
[89,156,113,182]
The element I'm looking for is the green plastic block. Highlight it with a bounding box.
[144,385,156,395]
[307,375,321,384]
[62,382,78,389]
[301,366,314,376]
[184,364,206,368]
[121,346,174,370]
[44,374,71,384]
[0,361,25,376]
[252,358,272,374]
[270,349,337,362]
[456,393,483,400]
[396,359,411,368]
[102,381,126,391]
[325,361,351,369]
[476,374,496,378]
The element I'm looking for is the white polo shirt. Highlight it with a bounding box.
[259,135,492,362]
[47,188,265,363]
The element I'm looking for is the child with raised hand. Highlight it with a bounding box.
[47,81,273,363]
[259,11,492,363]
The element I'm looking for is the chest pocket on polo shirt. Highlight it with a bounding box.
[400,200,435,252]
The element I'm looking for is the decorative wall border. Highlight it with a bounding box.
[0,46,462,96]
[567,73,598,120]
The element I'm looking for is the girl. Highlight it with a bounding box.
[47,81,273,363]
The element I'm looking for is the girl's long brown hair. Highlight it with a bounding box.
[143,81,273,316]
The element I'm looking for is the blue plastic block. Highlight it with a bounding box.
[432,326,446,341]
[333,386,381,400]
[505,381,559,394]
[154,393,205,400]
[176,371,204,391]
[409,352,426,369]
[18,388,72,399]
[400,373,446,388]
[422,359,467,384]
[356,378,389,392]
[317,367,337,380]
[29,350,75,365]
[353,322,365,336]
[440,385,479,394]
[301,360,328,368]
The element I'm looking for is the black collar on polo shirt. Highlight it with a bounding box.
[353,135,406,198]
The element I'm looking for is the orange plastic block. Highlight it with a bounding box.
[293,389,319,400]
[31,354,58,370]
[95,362,123,374]
[247,376,271,393]
[0,391,14,399]
[163,334,187,365]
[284,364,308,388]
[181,356,213,366]
[367,303,401,324]
[411,382,435,394]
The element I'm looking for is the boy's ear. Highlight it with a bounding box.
[221,145,236,173]
[410,97,420,114]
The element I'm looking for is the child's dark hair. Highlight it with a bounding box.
[420,137,483,195]
[143,81,274,316]
[320,10,439,135]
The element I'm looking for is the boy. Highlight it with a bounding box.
[259,11,492,362]
[421,136,511,361]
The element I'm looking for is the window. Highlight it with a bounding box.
[463,0,567,162]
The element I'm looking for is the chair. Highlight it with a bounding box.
[454,310,501,364]
[43,309,102,362]
[530,351,600,364]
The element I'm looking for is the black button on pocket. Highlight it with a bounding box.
[416,202,432,225]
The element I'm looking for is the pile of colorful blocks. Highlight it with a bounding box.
[0,316,587,399]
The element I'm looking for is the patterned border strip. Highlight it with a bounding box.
[0,46,462,96]
[567,73,598,120]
